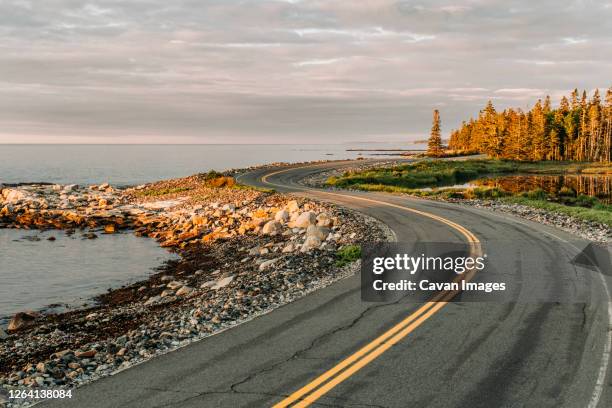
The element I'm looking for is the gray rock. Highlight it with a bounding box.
[166,281,183,290]
[144,296,161,306]
[285,200,299,213]
[160,289,175,298]
[248,246,261,255]
[259,258,279,271]
[212,276,234,289]
[176,286,193,296]
[262,220,283,235]
[306,225,330,240]
[301,236,322,252]
[201,280,217,289]
[292,211,316,228]
[274,209,289,222]
[316,212,333,227]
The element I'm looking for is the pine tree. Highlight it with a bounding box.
[447,88,612,162]
[427,109,444,157]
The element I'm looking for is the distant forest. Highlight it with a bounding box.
[448,88,612,162]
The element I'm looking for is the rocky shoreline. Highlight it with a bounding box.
[0,171,391,407]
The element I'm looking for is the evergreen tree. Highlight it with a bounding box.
[448,88,612,162]
[427,109,444,157]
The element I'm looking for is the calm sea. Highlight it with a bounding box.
[0,144,422,186]
[0,143,421,324]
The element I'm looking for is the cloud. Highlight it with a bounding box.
[0,0,610,143]
[293,58,344,67]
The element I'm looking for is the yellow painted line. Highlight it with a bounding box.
[293,301,449,408]
[261,166,481,408]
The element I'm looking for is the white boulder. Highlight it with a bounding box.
[301,236,322,252]
[274,209,289,222]
[285,200,299,213]
[262,220,283,235]
[316,212,333,227]
[306,225,330,240]
[291,211,316,228]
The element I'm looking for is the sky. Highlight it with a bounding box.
[0,0,611,144]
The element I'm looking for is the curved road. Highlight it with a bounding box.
[43,160,612,408]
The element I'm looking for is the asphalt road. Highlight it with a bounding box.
[42,160,612,408]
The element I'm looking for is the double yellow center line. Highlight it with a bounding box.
[260,167,482,407]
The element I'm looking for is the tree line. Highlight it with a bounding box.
[447,88,612,162]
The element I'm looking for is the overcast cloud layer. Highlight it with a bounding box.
[1,0,611,143]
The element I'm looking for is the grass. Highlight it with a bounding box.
[327,159,518,191]
[327,158,612,227]
[136,186,192,197]
[503,195,612,226]
[508,161,612,174]
[335,245,362,267]
[231,183,276,193]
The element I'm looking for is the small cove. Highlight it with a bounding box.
[0,228,177,325]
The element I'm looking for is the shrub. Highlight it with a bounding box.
[525,188,547,200]
[558,186,577,197]
[472,187,507,199]
[575,194,598,208]
[336,245,362,267]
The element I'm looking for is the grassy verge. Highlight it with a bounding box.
[135,186,192,197]
[231,183,276,193]
[327,158,612,227]
[327,159,518,190]
[502,195,612,226]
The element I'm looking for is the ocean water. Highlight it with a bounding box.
[0,143,420,322]
[0,144,423,186]
[0,229,176,324]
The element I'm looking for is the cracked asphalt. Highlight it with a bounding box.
[41,161,612,408]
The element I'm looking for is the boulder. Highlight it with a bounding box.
[291,212,316,228]
[262,220,283,235]
[2,189,26,203]
[282,243,295,253]
[0,326,8,340]
[63,184,78,192]
[7,311,39,332]
[167,281,183,290]
[160,289,175,298]
[285,200,299,213]
[316,212,333,227]
[176,286,193,296]
[306,225,330,240]
[301,236,322,252]
[274,209,289,222]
